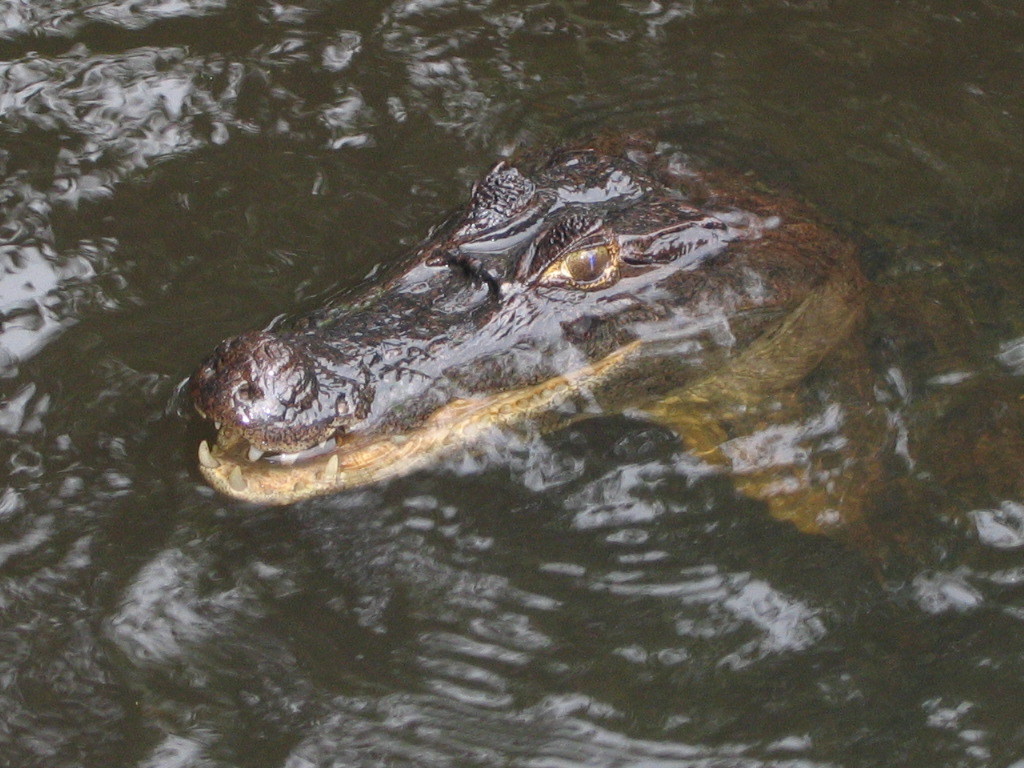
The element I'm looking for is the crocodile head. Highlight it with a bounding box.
[190,137,862,504]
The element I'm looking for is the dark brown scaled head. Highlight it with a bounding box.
[189,137,856,503]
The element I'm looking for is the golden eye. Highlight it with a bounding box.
[537,242,619,289]
[565,247,610,284]
[563,246,612,283]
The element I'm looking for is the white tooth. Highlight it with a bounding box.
[277,452,299,466]
[214,421,222,431]
[198,440,220,469]
[228,466,247,492]
[318,439,329,450]
[325,454,339,476]
[247,446,265,462]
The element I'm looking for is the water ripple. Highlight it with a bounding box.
[0,0,228,39]
[278,690,835,768]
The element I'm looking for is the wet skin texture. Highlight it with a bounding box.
[190,136,866,506]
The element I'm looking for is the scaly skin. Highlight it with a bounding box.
[190,135,867,513]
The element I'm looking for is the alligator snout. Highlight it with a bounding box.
[190,330,358,455]
[189,138,864,506]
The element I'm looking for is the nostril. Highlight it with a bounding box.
[236,382,263,402]
[193,326,368,451]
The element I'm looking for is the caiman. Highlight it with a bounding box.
[190,135,869,533]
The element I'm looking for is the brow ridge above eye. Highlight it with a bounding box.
[517,214,604,281]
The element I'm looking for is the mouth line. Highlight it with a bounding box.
[245,436,339,464]
[198,427,422,504]
[194,341,641,505]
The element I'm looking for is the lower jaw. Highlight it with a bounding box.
[195,341,641,505]
[197,429,434,505]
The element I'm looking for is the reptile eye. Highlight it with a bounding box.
[538,243,619,289]
[564,246,612,283]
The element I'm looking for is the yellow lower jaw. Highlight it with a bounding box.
[197,342,641,505]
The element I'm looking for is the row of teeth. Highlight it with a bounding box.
[198,440,342,493]
[198,413,336,462]
[245,437,337,465]
[195,436,336,467]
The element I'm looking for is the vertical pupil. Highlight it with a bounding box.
[566,247,608,282]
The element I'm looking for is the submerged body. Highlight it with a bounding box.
[190,136,866,516]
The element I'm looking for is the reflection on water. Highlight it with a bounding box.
[0,0,228,37]
[2,0,1024,766]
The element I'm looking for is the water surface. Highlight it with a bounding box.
[2,1,1024,766]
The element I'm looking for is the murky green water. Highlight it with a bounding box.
[3,1,1024,766]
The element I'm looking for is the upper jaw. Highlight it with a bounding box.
[196,409,344,463]
[189,330,367,458]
